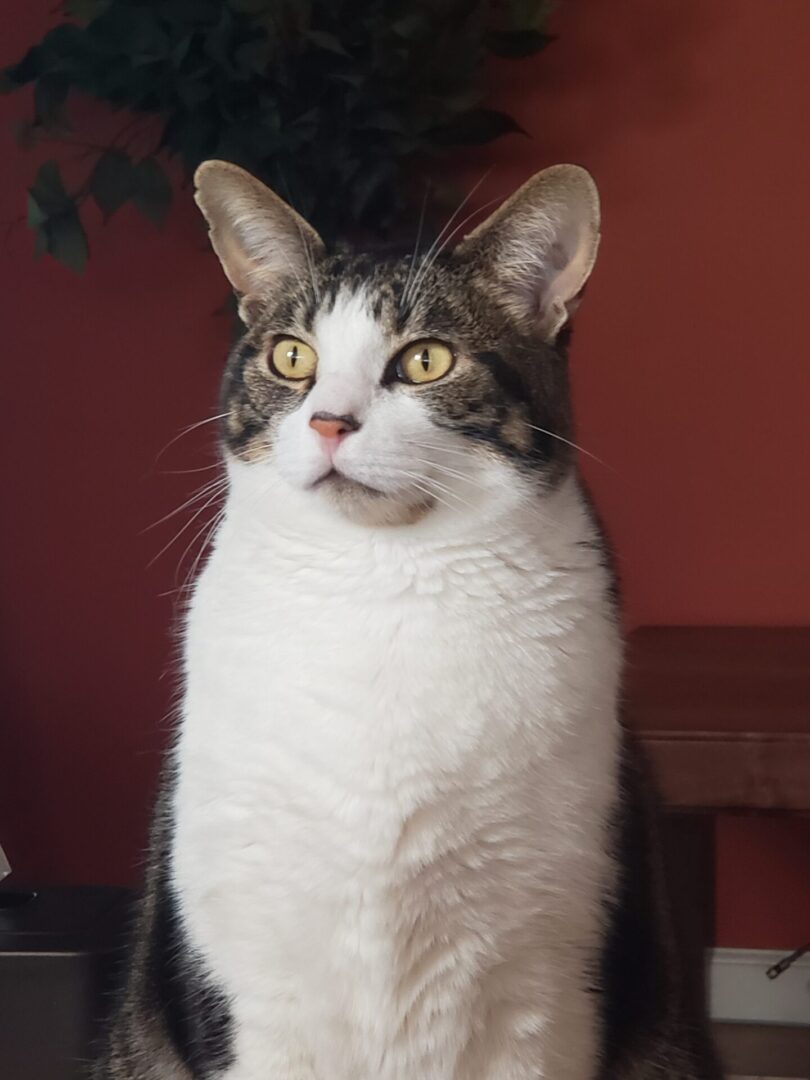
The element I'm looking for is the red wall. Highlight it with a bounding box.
[1,0,808,947]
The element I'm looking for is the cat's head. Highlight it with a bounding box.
[195,161,599,529]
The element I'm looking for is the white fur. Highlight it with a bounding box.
[171,292,622,1080]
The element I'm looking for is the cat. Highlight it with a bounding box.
[93,162,721,1080]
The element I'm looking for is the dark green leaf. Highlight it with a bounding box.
[27,192,47,228]
[234,39,271,75]
[227,0,269,12]
[4,47,44,89]
[486,31,554,58]
[392,13,429,40]
[47,208,89,272]
[328,71,363,89]
[171,34,193,68]
[133,157,172,227]
[361,110,405,134]
[305,31,349,57]
[34,75,69,129]
[29,160,70,213]
[178,77,212,108]
[5,0,554,250]
[352,159,393,219]
[63,0,109,24]
[434,108,527,146]
[504,0,553,30]
[291,107,319,139]
[91,150,135,218]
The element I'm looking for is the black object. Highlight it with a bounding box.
[766,941,810,980]
[0,886,134,1080]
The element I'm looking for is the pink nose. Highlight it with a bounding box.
[309,412,360,440]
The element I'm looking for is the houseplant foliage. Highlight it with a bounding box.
[3,0,554,272]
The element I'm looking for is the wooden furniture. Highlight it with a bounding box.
[624,626,810,1077]
[626,626,810,812]
[0,886,132,1080]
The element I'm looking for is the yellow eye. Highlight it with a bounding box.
[270,338,317,380]
[398,340,454,385]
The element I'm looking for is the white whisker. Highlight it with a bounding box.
[524,424,613,470]
[399,439,474,460]
[177,506,226,592]
[402,171,491,309]
[148,487,227,568]
[300,232,321,304]
[161,461,224,476]
[421,475,478,513]
[401,183,431,311]
[398,471,455,514]
[143,475,229,533]
[403,428,612,472]
[406,457,479,487]
[155,412,228,464]
[397,467,477,513]
[407,194,503,307]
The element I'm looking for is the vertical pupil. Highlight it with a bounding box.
[289,345,298,367]
[420,348,430,372]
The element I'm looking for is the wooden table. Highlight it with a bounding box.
[624,627,810,1077]
[626,626,810,812]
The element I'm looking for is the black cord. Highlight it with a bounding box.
[766,942,810,980]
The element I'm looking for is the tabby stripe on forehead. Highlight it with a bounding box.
[230,339,255,377]
[301,290,321,332]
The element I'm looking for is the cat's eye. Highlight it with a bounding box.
[397,340,454,385]
[269,338,318,381]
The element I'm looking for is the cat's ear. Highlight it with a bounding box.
[455,165,600,341]
[194,160,324,322]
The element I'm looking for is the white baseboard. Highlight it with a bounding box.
[709,948,810,1027]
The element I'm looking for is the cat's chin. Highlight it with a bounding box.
[313,470,434,527]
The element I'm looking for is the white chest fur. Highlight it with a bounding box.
[171,478,622,1080]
